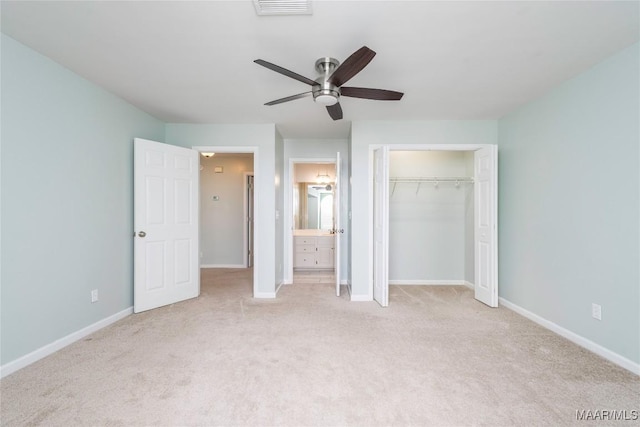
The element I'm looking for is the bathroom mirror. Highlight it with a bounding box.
[293,182,335,230]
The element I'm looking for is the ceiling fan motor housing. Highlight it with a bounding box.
[313,57,340,105]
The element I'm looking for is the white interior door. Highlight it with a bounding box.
[134,138,200,313]
[373,147,389,307]
[334,152,341,296]
[474,145,498,307]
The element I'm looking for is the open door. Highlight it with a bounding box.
[474,145,498,307]
[334,152,342,296]
[373,147,389,307]
[134,138,200,313]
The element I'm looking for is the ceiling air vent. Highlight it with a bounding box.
[253,0,312,16]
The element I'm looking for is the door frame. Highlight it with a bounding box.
[243,172,254,268]
[194,146,258,297]
[285,157,337,284]
[334,152,342,297]
[368,143,498,305]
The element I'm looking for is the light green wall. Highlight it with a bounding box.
[1,35,165,365]
[498,43,639,364]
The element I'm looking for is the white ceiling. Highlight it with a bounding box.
[2,1,638,139]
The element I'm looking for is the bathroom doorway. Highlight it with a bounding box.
[288,159,340,292]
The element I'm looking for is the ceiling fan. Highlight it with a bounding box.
[254,46,403,121]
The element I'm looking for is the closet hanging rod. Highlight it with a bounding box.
[389,176,474,183]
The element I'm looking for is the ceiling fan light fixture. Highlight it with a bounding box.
[313,84,340,106]
[314,94,338,106]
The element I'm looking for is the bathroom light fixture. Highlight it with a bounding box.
[201,152,215,158]
[316,170,330,183]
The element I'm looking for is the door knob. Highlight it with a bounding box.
[138,231,146,238]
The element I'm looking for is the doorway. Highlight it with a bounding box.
[372,145,498,307]
[196,147,257,297]
[287,158,341,293]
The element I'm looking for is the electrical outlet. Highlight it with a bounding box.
[592,303,601,320]
[91,289,99,303]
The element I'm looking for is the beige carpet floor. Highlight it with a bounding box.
[1,268,638,426]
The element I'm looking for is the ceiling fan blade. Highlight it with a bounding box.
[326,103,343,120]
[264,91,312,106]
[340,87,404,101]
[328,46,376,87]
[254,59,317,86]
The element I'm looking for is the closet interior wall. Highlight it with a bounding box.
[388,151,475,285]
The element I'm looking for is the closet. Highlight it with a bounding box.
[373,145,497,308]
[388,150,475,287]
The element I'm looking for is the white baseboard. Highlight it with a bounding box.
[200,264,245,268]
[463,280,474,290]
[283,279,346,285]
[389,280,469,286]
[254,291,276,299]
[499,297,640,375]
[0,307,133,379]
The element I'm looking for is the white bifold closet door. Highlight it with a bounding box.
[474,145,498,307]
[373,146,389,307]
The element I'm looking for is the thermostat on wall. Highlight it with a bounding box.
[214,166,223,173]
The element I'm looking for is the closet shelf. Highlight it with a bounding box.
[390,176,474,196]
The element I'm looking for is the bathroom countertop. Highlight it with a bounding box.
[292,229,333,237]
